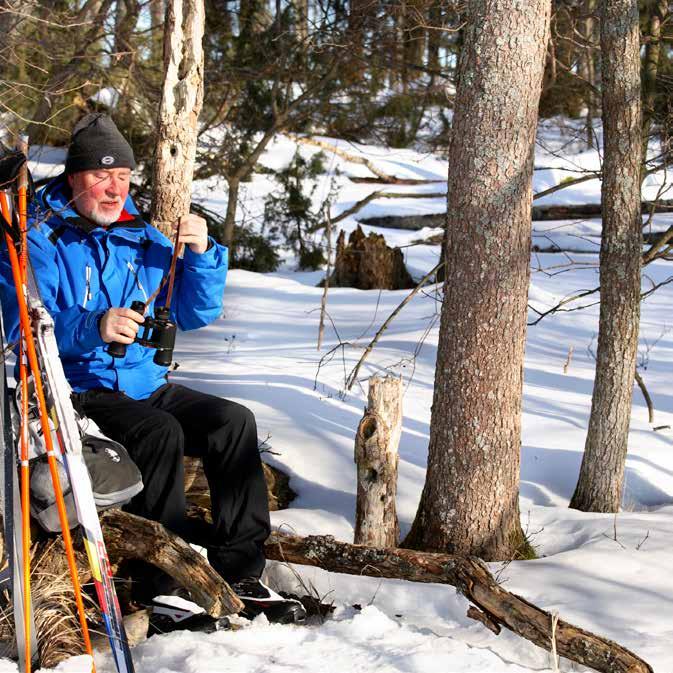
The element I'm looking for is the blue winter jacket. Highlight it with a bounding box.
[0,174,228,400]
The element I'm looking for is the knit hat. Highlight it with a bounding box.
[65,113,136,174]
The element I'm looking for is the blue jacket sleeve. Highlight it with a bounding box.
[163,237,228,331]
[0,247,21,346]
[0,231,104,357]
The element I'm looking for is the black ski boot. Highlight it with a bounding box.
[149,596,231,636]
[230,577,307,625]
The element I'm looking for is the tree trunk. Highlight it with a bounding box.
[426,0,442,73]
[222,176,240,248]
[641,0,668,165]
[150,0,205,237]
[570,0,642,513]
[149,0,166,64]
[354,375,401,547]
[404,0,551,560]
[578,0,597,148]
[294,0,308,43]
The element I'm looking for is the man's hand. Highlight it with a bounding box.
[99,307,145,344]
[173,213,209,255]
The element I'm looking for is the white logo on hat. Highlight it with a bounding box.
[101,155,115,165]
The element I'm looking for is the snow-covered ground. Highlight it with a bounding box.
[11,125,673,672]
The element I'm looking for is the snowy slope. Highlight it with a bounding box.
[8,129,673,673]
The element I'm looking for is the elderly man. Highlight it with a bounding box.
[0,114,304,624]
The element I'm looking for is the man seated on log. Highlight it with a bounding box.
[0,114,305,624]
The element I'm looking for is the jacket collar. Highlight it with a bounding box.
[37,172,146,234]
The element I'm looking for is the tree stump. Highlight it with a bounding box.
[354,375,401,547]
[330,225,415,290]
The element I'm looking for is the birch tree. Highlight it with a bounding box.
[150,0,205,236]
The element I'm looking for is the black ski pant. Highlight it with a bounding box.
[74,383,270,583]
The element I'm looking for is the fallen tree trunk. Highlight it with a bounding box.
[264,532,653,673]
[99,509,242,617]
[289,134,444,186]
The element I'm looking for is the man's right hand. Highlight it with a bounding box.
[99,307,145,344]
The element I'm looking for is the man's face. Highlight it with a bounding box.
[67,168,131,226]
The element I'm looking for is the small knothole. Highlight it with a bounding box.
[362,418,377,440]
[170,145,177,157]
[365,468,378,484]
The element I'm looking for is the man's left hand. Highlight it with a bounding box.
[173,213,209,255]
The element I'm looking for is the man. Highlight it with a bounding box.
[0,114,305,624]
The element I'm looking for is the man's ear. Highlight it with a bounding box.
[67,173,74,189]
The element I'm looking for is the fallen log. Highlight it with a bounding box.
[264,532,653,673]
[99,509,242,617]
[288,134,444,186]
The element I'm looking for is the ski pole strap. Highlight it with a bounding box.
[0,145,32,243]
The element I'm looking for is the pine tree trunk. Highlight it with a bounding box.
[578,0,597,148]
[150,0,205,237]
[426,1,442,73]
[404,0,551,560]
[570,0,642,513]
[641,0,668,164]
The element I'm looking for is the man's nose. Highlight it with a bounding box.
[105,177,122,196]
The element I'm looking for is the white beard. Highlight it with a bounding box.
[83,202,124,226]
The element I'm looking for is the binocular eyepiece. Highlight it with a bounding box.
[107,300,177,366]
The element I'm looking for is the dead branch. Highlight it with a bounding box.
[634,370,654,424]
[265,532,653,673]
[289,134,444,185]
[99,509,242,617]
[345,261,443,390]
[317,209,333,350]
[532,173,600,201]
[331,190,445,226]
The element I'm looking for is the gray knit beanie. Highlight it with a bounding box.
[65,113,136,174]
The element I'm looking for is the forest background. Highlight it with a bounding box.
[1,1,673,671]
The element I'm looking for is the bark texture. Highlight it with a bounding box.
[641,0,668,163]
[404,0,551,559]
[570,0,642,513]
[354,375,401,547]
[265,533,654,673]
[150,0,205,236]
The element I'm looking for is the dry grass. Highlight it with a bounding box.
[0,538,97,668]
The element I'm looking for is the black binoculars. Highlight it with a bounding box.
[107,300,177,366]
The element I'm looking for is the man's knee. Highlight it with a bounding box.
[205,400,257,436]
[227,402,257,434]
[206,401,258,461]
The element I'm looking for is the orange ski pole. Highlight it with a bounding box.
[2,152,95,670]
[16,138,33,673]
[0,190,33,673]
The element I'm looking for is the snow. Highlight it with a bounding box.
[6,124,673,672]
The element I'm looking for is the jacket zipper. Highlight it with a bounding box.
[82,265,92,308]
[127,260,148,302]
